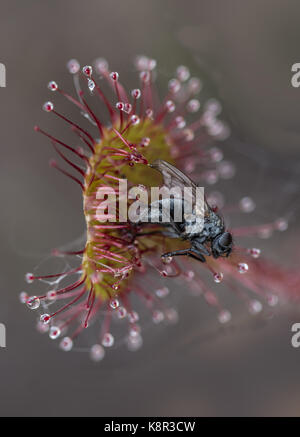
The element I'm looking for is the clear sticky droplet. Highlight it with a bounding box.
[152,310,164,324]
[275,218,288,231]
[102,333,114,347]
[82,65,92,77]
[19,291,29,304]
[165,308,179,324]
[237,263,249,274]
[267,294,279,307]
[94,58,108,74]
[46,290,57,301]
[88,79,95,92]
[131,88,141,99]
[25,272,34,283]
[218,310,232,324]
[129,324,141,338]
[49,326,61,340]
[26,296,40,310]
[131,115,140,125]
[40,314,51,325]
[43,101,54,112]
[188,77,202,94]
[110,71,119,81]
[165,100,175,112]
[48,81,58,91]
[90,344,105,361]
[110,299,119,310]
[176,65,190,82]
[249,248,261,259]
[155,287,170,298]
[187,99,200,113]
[60,337,73,352]
[249,300,263,315]
[168,78,181,93]
[239,197,256,213]
[117,306,127,319]
[213,272,223,283]
[127,334,143,352]
[67,59,80,74]
[128,311,139,323]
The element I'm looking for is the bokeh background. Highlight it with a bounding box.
[1,0,300,417]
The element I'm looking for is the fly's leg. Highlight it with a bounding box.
[161,247,206,263]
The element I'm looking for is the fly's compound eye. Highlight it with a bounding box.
[218,232,232,249]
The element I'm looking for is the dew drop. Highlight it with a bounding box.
[213,272,223,283]
[131,115,140,125]
[40,314,50,325]
[218,309,232,324]
[145,108,153,118]
[267,294,279,307]
[19,291,29,304]
[275,218,288,231]
[140,137,150,147]
[49,326,61,340]
[60,336,73,352]
[140,71,150,83]
[131,88,141,99]
[129,324,141,338]
[82,65,92,77]
[237,262,249,274]
[258,227,273,239]
[239,196,256,213]
[209,147,223,163]
[117,306,127,319]
[249,248,261,259]
[188,77,202,94]
[249,300,263,314]
[94,58,108,74]
[168,78,181,93]
[183,129,195,142]
[110,71,119,81]
[26,296,40,310]
[90,344,105,361]
[67,59,80,74]
[110,298,119,310]
[176,65,190,82]
[152,310,164,324]
[25,272,34,283]
[88,79,95,92]
[46,290,57,301]
[128,311,139,323]
[218,161,235,180]
[127,334,143,351]
[42,101,54,112]
[155,287,170,298]
[187,99,200,113]
[102,332,114,347]
[116,101,125,111]
[204,170,218,185]
[124,103,132,114]
[165,100,175,112]
[48,81,58,91]
[174,116,186,129]
[165,308,179,324]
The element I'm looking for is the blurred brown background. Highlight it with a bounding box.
[1,0,300,417]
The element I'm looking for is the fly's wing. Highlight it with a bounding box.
[150,160,211,218]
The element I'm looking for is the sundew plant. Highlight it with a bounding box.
[21,56,299,361]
